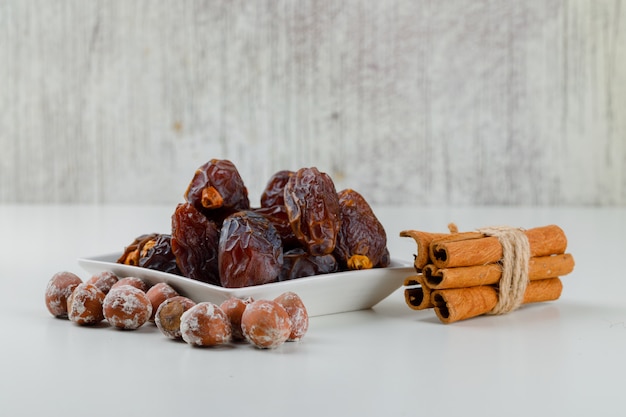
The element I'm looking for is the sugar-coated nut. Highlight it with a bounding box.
[220,297,253,341]
[155,296,196,339]
[67,282,105,325]
[146,282,179,321]
[103,285,152,330]
[241,299,292,349]
[45,271,83,318]
[274,292,309,341]
[86,271,119,294]
[111,276,148,292]
[180,302,232,347]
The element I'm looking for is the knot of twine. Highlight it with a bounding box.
[477,226,530,315]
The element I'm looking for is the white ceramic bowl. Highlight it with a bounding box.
[79,253,413,317]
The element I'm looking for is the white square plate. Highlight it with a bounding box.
[78,254,413,317]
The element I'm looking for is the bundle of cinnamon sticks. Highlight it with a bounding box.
[400,224,574,324]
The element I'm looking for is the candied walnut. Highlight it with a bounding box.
[284,167,341,256]
[218,211,283,288]
[184,159,250,221]
[171,202,221,286]
[117,233,159,266]
[333,189,388,270]
[139,234,181,275]
[279,248,338,281]
[260,170,294,208]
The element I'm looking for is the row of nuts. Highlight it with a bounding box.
[44,271,308,349]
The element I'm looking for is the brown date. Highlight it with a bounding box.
[378,247,391,268]
[333,189,388,270]
[117,233,159,266]
[184,159,250,221]
[138,234,181,276]
[254,205,300,250]
[279,248,339,281]
[218,210,283,288]
[260,170,293,208]
[283,167,341,256]
[171,202,221,285]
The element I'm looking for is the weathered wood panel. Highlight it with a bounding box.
[1,0,624,205]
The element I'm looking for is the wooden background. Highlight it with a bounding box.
[1,1,625,206]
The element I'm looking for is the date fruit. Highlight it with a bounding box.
[184,159,250,221]
[171,202,221,285]
[284,167,341,256]
[138,234,181,276]
[117,233,159,266]
[219,211,283,288]
[333,189,388,270]
[279,248,338,281]
[257,170,298,248]
[260,170,293,208]
[254,205,300,250]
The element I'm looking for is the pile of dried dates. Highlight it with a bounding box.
[117,159,390,288]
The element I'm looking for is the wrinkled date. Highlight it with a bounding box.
[219,211,283,288]
[279,248,338,281]
[260,170,293,208]
[118,161,391,288]
[171,202,221,285]
[257,170,299,250]
[333,189,389,270]
[117,233,160,266]
[379,247,391,268]
[138,234,181,276]
[284,167,341,256]
[184,159,250,222]
[254,205,300,250]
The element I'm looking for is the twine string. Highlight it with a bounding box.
[476,226,530,315]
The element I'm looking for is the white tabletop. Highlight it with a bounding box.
[1,204,625,417]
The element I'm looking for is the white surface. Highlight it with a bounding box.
[1,204,625,417]
[78,253,413,317]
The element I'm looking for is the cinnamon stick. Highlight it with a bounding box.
[429,225,567,269]
[431,277,563,324]
[399,231,447,271]
[400,230,482,271]
[423,253,575,290]
[403,275,433,310]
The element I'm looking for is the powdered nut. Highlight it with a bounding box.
[241,299,291,349]
[45,271,83,318]
[67,282,106,325]
[155,296,196,339]
[274,292,309,341]
[180,302,232,347]
[103,284,152,330]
